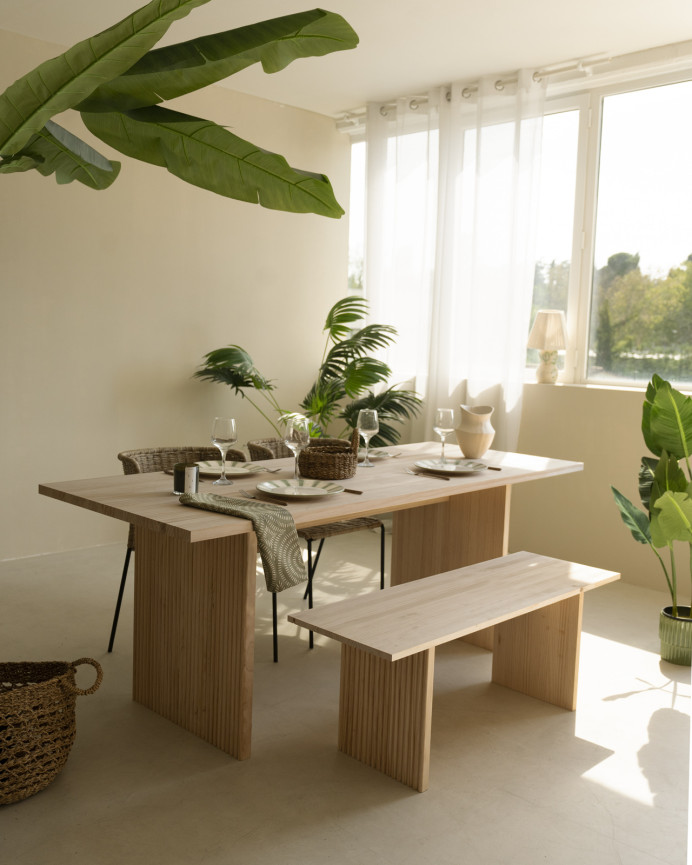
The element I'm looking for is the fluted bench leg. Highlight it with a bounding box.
[338,644,435,792]
[492,593,584,711]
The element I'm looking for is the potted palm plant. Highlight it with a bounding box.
[195,295,422,447]
[611,374,692,665]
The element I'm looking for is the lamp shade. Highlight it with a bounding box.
[527,309,567,351]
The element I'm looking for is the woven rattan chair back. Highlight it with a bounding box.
[118,444,245,477]
[246,438,293,461]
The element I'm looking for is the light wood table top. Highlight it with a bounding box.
[39,442,583,544]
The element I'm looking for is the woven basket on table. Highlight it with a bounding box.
[298,428,360,480]
[0,658,103,805]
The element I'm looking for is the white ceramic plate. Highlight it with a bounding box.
[357,449,396,461]
[256,479,345,498]
[196,461,261,478]
[414,458,488,475]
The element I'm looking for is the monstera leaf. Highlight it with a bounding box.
[0,1,357,215]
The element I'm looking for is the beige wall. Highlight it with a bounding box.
[0,30,350,559]
[510,382,681,598]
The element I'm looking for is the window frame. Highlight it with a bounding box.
[346,59,692,389]
[551,66,692,386]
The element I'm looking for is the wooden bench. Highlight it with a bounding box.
[288,551,619,792]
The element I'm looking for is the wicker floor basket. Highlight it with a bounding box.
[0,658,103,805]
[299,428,360,480]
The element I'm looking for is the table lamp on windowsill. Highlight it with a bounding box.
[527,309,567,384]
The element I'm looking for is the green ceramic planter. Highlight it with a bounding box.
[659,606,692,666]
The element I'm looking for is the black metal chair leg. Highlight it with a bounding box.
[379,524,386,590]
[302,538,325,599]
[307,539,316,649]
[108,547,132,653]
[272,592,278,663]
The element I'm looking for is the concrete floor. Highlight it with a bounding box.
[1,533,690,864]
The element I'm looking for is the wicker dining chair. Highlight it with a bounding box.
[247,437,386,662]
[108,444,246,652]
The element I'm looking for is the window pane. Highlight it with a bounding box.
[527,109,579,376]
[588,80,692,386]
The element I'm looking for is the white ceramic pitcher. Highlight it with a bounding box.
[454,405,495,458]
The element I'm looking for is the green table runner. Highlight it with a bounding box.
[179,493,306,593]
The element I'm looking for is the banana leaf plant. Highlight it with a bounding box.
[195,295,422,447]
[612,374,692,617]
[0,0,357,216]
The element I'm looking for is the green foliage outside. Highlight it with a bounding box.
[531,252,692,383]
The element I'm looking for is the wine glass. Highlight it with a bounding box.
[211,416,238,485]
[357,409,379,467]
[433,408,455,465]
[283,415,310,479]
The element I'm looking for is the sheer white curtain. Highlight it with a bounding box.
[364,71,546,450]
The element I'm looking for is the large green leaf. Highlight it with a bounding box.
[611,485,652,546]
[0,154,40,174]
[81,105,344,216]
[194,345,274,394]
[320,324,397,379]
[341,357,392,397]
[300,378,348,430]
[644,377,692,461]
[649,450,688,513]
[77,9,359,113]
[651,491,692,546]
[0,0,212,156]
[0,120,120,189]
[324,295,369,342]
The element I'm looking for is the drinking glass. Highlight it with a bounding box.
[211,416,238,485]
[283,415,310,479]
[433,408,455,465]
[357,409,379,467]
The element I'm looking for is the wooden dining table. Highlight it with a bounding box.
[39,442,582,760]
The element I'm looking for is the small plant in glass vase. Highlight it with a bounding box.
[611,374,692,664]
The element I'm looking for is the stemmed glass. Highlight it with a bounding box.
[211,416,238,485]
[433,408,455,465]
[283,415,310,479]
[357,409,379,467]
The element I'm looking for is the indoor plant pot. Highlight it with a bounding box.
[612,374,692,665]
[659,606,692,666]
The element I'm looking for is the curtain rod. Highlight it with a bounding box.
[335,39,692,130]
[335,53,611,127]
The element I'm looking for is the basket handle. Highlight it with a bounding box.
[68,658,104,695]
[350,427,360,454]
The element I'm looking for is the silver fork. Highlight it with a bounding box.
[405,467,450,481]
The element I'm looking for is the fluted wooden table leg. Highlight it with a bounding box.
[391,487,510,650]
[338,644,435,792]
[132,527,257,759]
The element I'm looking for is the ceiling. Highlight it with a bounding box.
[4,0,692,116]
